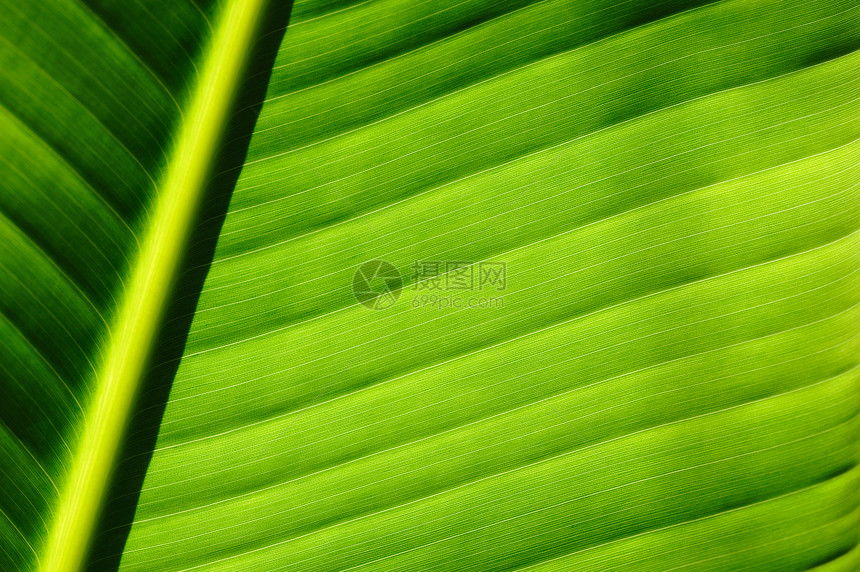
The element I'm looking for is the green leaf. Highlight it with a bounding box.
[0,0,272,569]
[2,0,860,570]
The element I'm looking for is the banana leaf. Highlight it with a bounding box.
[1,0,859,570]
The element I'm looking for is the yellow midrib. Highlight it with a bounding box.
[40,0,270,570]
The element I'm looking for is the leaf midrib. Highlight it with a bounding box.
[39,1,272,570]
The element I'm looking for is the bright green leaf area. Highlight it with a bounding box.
[2,0,860,570]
